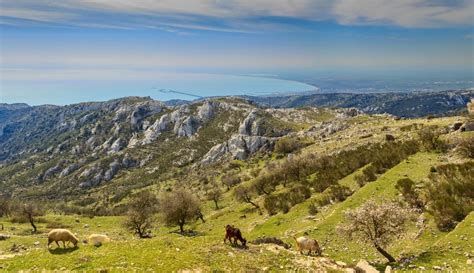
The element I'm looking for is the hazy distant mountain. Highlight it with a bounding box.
[245,90,473,117]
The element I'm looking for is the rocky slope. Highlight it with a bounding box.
[0,96,352,202]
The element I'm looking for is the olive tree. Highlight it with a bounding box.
[124,191,159,238]
[0,196,12,217]
[206,186,222,210]
[234,185,261,213]
[161,188,201,233]
[338,199,412,262]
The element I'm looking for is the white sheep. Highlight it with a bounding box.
[293,236,321,256]
[86,234,111,246]
[47,229,79,248]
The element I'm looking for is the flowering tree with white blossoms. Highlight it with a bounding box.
[338,199,413,262]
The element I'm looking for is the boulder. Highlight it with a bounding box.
[355,260,379,273]
[451,122,463,131]
[0,234,10,240]
[461,121,474,132]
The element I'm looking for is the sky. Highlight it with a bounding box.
[0,0,473,104]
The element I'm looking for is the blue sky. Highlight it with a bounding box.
[0,0,473,104]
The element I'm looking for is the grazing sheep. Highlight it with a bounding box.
[86,234,111,246]
[293,236,321,256]
[47,229,79,248]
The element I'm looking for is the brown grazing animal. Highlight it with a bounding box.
[224,225,247,246]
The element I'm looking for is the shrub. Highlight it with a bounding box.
[274,137,302,154]
[456,136,474,158]
[425,162,474,231]
[395,178,424,210]
[308,203,318,215]
[327,185,351,202]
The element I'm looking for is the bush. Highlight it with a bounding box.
[274,137,302,154]
[308,203,318,215]
[425,162,474,231]
[456,136,474,158]
[395,178,424,210]
[327,185,351,202]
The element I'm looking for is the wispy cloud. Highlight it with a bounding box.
[1,0,472,32]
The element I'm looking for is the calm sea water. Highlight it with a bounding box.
[0,73,315,106]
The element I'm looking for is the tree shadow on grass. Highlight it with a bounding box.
[170,230,206,237]
[48,246,79,255]
[229,243,249,250]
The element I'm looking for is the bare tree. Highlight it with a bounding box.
[161,188,201,233]
[338,199,412,263]
[124,191,159,238]
[20,203,45,233]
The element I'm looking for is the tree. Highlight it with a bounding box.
[124,191,159,238]
[222,173,241,190]
[206,186,222,210]
[161,188,201,233]
[0,196,12,217]
[234,185,261,213]
[338,199,412,263]
[20,203,45,233]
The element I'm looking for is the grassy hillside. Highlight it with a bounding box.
[1,97,473,272]
[1,151,473,271]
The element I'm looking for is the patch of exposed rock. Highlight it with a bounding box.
[141,114,170,145]
[238,110,262,136]
[108,138,125,154]
[177,116,200,137]
[130,100,164,130]
[201,135,275,164]
[197,101,218,121]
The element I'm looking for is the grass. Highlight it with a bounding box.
[1,112,471,271]
[1,152,472,272]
